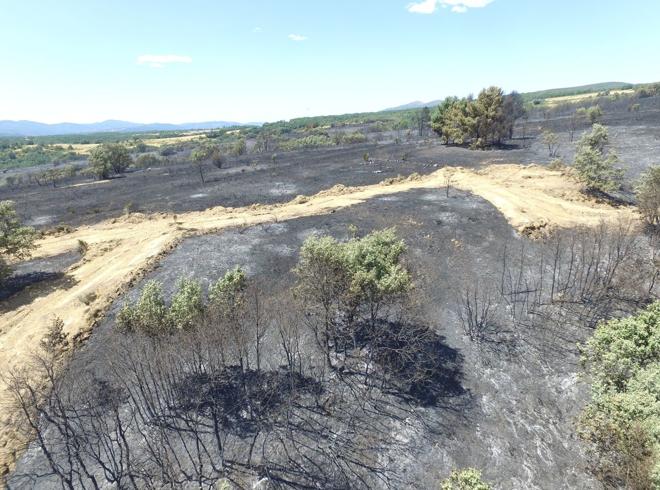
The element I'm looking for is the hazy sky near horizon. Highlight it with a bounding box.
[2,0,659,124]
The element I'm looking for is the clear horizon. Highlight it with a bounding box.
[2,0,659,124]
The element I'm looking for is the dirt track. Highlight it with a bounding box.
[0,163,637,475]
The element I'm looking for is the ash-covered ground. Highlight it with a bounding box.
[10,187,600,489]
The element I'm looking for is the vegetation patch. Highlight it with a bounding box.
[579,302,660,488]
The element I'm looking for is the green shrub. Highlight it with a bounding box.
[116,271,253,336]
[279,134,334,151]
[159,146,177,157]
[636,166,660,225]
[208,267,248,329]
[441,468,491,490]
[579,302,660,487]
[232,138,247,156]
[573,124,623,193]
[117,280,170,336]
[167,278,204,331]
[548,158,565,170]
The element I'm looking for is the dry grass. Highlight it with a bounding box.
[20,133,207,156]
[543,89,634,107]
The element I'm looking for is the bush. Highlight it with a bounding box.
[117,273,246,336]
[579,302,660,488]
[542,129,560,157]
[334,131,367,145]
[117,280,170,336]
[134,154,161,168]
[441,468,491,490]
[279,134,334,151]
[636,166,660,225]
[77,239,89,256]
[167,278,204,331]
[586,105,603,124]
[573,124,623,193]
[232,138,247,156]
[548,158,565,170]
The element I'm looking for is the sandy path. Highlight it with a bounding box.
[0,164,636,476]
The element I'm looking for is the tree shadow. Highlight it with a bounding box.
[344,320,469,407]
[174,367,323,435]
[0,272,78,311]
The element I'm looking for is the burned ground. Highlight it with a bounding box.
[3,98,660,231]
[9,188,611,489]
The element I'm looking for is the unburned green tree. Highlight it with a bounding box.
[431,87,521,148]
[89,143,132,179]
[471,86,506,148]
[587,105,603,124]
[0,200,38,284]
[573,124,622,193]
[636,166,660,226]
[209,266,248,325]
[431,97,460,143]
[294,228,411,366]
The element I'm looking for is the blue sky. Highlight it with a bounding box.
[1,0,659,124]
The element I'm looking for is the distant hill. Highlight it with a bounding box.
[384,101,442,112]
[0,119,245,137]
[384,81,636,111]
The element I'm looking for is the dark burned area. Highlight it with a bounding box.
[10,182,659,488]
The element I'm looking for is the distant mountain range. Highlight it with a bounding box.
[383,81,636,112]
[0,119,247,137]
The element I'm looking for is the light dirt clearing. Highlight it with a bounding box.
[0,163,636,476]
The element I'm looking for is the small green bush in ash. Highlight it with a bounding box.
[117,268,247,336]
[441,468,491,490]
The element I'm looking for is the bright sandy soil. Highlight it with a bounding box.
[543,89,635,107]
[0,164,637,476]
[21,134,207,156]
